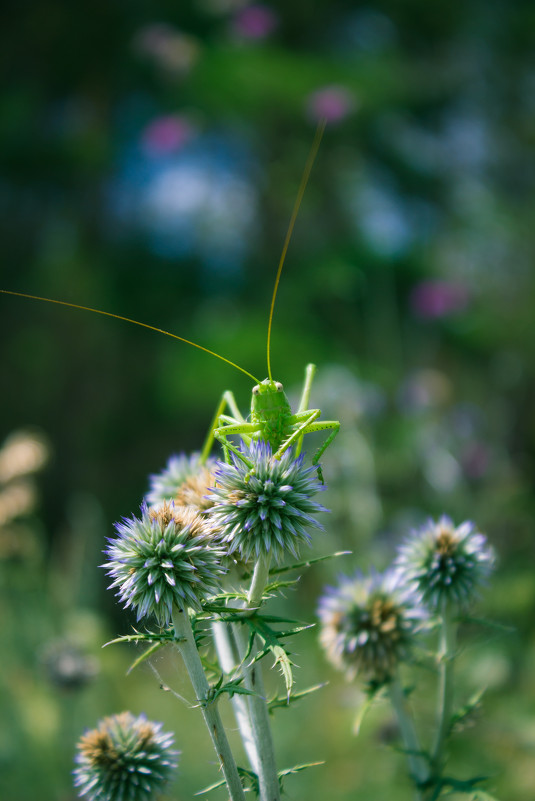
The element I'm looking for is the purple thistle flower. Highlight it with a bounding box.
[103,502,226,623]
[207,441,327,563]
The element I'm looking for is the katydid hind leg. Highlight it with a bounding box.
[294,363,317,457]
[304,419,341,483]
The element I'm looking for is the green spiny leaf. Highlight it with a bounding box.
[127,641,167,675]
[269,550,351,576]
[196,766,258,796]
[451,687,486,732]
[352,684,387,735]
[268,682,327,712]
[103,629,178,648]
[277,761,324,792]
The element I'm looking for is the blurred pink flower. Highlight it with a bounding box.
[306,85,357,124]
[231,4,278,40]
[141,115,195,156]
[410,280,470,319]
[461,442,490,479]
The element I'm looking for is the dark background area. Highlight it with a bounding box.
[1,1,534,798]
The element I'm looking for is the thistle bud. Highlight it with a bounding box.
[74,711,178,801]
[318,569,423,683]
[395,516,495,611]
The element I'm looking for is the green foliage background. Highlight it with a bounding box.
[1,1,534,799]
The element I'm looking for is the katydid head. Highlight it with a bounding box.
[251,378,291,415]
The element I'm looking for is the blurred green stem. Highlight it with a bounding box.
[431,598,456,771]
[388,673,429,799]
[172,606,246,801]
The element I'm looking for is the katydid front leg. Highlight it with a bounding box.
[200,390,248,464]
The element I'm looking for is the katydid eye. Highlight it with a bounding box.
[275,382,283,391]
[252,386,260,395]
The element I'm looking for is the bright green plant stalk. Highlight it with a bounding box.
[232,621,281,801]
[212,619,260,772]
[388,674,429,799]
[247,553,272,609]
[228,551,281,801]
[171,605,246,801]
[431,597,456,771]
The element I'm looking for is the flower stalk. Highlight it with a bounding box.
[388,674,429,799]
[247,552,272,610]
[172,605,246,801]
[431,597,456,771]
[233,620,281,801]
[211,619,260,772]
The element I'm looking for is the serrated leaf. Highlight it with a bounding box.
[127,641,167,675]
[206,678,258,704]
[264,578,300,594]
[269,550,351,576]
[435,775,492,798]
[268,682,327,712]
[277,761,324,792]
[451,687,486,731]
[196,766,258,796]
[244,615,298,697]
[103,630,178,648]
[460,616,515,634]
[351,684,389,735]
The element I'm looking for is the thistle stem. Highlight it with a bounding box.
[212,619,260,773]
[388,673,429,798]
[431,597,456,770]
[247,552,272,609]
[224,551,281,801]
[172,606,246,801]
[233,621,281,801]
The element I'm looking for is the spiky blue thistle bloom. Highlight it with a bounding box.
[103,503,227,622]
[206,441,327,562]
[74,711,178,801]
[146,452,217,511]
[318,569,424,682]
[395,516,495,611]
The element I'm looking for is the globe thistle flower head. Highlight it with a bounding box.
[207,441,327,563]
[175,464,217,513]
[318,569,424,683]
[74,711,178,801]
[103,502,227,623]
[395,516,495,611]
[146,452,217,512]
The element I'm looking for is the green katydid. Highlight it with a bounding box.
[1,123,340,481]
